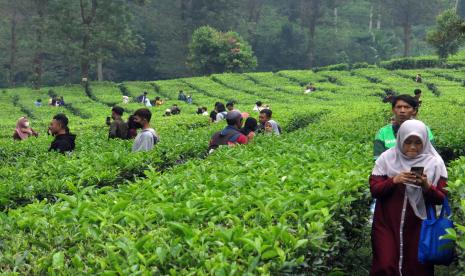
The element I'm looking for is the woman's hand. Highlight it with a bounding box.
[394,172,432,191]
[393,172,417,184]
[418,174,431,191]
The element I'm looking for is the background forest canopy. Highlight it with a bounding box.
[1,0,465,88]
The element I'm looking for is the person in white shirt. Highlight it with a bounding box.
[215,103,228,122]
[253,101,268,112]
[144,97,152,107]
[132,108,159,152]
[304,83,316,94]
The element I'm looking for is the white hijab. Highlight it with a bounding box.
[372,120,447,219]
[266,120,281,135]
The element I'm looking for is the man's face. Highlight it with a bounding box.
[48,119,61,135]
[392,100,416,125]
[259,113,269,124]
[415,93,421,99]
[111,111,118,120]
[227,105,233,111]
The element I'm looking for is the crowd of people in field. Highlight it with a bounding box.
[10,74,453,275]
[12,90,282,154]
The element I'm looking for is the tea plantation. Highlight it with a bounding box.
[0,64,464,274]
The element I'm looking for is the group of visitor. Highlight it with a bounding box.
[13,97,281,155]
[135,92,166,108]
[164,104,181,116]
[207,104,281,153]
[178,91,193,104]
[10,76,453,274]
[105,106,158,152]
[196,107,209,116]
[13,113,76,153]
[33,96,65,107]
[370,93,448,275]
[49,96,65,107]
[13,105,158,154]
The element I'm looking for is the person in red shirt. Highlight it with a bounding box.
[240,117,258,142]
[208,111,248,153]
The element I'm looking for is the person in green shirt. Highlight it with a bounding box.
[374,94,434,160]
[370,94,435,218]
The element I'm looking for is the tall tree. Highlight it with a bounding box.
[31,0,48,89]
[75,0,144,81]
[47,0,81,84]
[8,3,18,87]
[246,0,263,37]
[0,0,26,87]
[300,0,324,67]
[93,0,144,81]
[458,0,465,17]
[427,9,465,59]
[79,0,97,80]
[369,0,383,31]
[382,0,443,56]
[180,0,193,47]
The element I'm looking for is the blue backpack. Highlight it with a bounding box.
[418,197,455,265]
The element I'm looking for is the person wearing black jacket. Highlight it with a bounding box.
[48,113,76,153]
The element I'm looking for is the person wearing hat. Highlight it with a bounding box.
[163,109,172,117]
[208,111,248,153]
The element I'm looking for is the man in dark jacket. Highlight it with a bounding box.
[48,113,76,153]
[136,91,148,103]
[178,90,187,101]
[208,111,247,153]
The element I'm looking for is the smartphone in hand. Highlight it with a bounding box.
[410,166,424,177]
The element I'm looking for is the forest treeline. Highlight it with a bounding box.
[1,0,464,88]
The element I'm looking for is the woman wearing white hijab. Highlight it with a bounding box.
[369,120,447,276]
[265,120,281,135]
